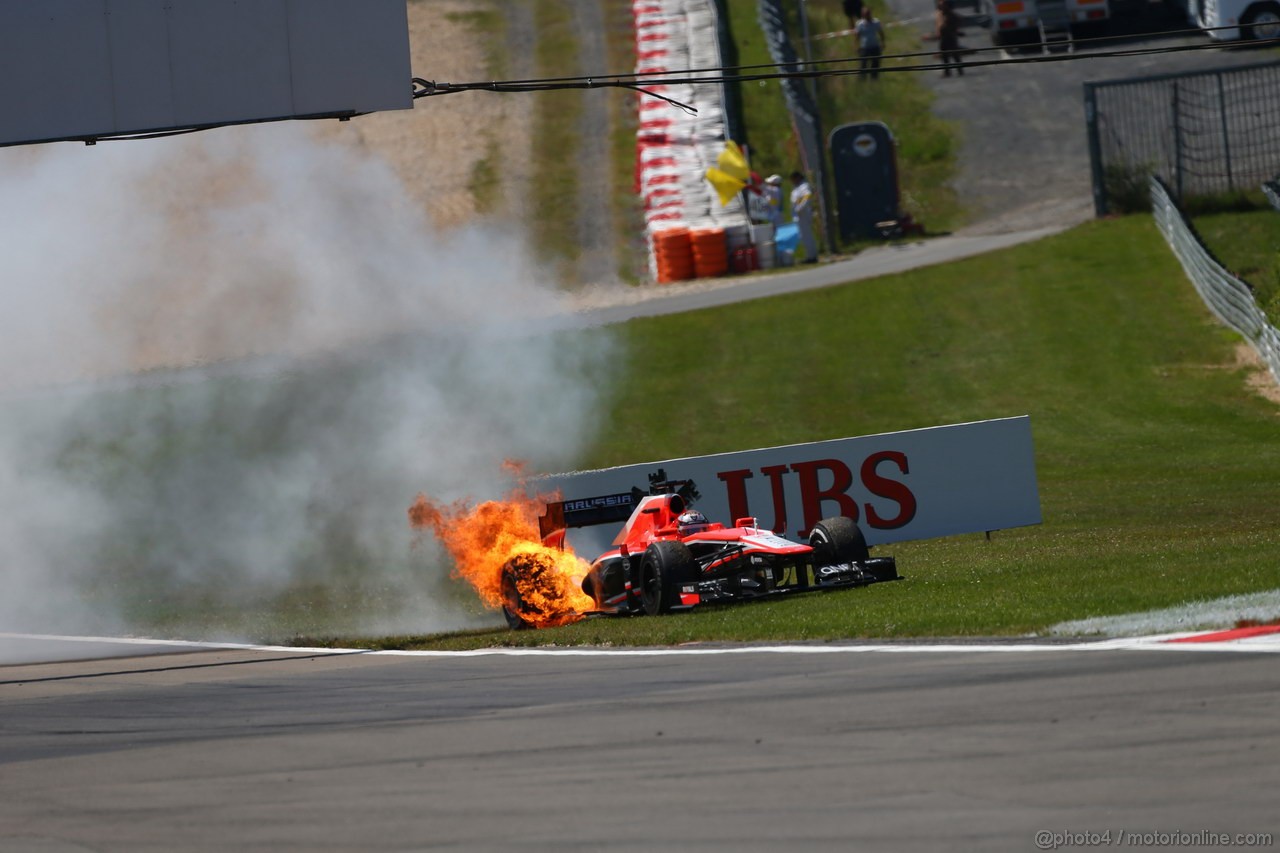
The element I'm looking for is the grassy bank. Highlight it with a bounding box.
[29,214,1278,647]
[367,214,1280,648]
[528,0,583,279]
[444,7,507,217]
[1189,205,1280,326]
[604,0,648,284]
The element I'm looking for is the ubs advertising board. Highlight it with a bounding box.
[537,417,1040,548]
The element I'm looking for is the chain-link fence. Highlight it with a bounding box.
[1085,61,1280,216]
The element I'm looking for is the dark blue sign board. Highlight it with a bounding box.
[829,122,900,240]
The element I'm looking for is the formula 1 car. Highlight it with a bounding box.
[500,474,899,629]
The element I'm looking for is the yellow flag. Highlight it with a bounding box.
[705,140,751,206]
[705,167,746,207]
[717,140,750,183]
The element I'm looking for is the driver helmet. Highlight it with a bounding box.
[677,509,710,534]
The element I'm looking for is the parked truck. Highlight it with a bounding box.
[981,0,1111,46]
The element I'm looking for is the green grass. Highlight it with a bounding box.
[467,135,503,215]
[41,215,1278,648]
[604,0,647,284]
[443,8,510,80]
[529,0,583,281]
[1190,204,1280,326]
[444,7,507,219]
[306,214,1280,649]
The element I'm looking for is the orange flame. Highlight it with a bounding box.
[408,486,594,629]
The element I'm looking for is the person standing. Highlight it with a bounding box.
[763,174,785,226]
[789,171,818,263]
[935,0,964,77]
[854,6,884,81]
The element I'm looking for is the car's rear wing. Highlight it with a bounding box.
[536,469,702,540]
[538,491,642,540]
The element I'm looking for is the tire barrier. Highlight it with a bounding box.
[633,0,745,282]
[691,227,729,278]
[654,227,695,283]
[1151,175,1280,385]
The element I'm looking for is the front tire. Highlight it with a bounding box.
[1241,2,1280,39]
[809,516,870,566]
[639,541,696,616]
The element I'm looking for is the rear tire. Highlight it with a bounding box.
[1241,2,1280,39]
[500,563,533,630]
[809,516,870,566]
[639,541,696,616]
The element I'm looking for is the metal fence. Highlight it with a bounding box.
[1265,179,1280,212]
[1085,61,1280,216]
[1150,176,1280,385]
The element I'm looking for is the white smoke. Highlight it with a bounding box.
[0,123,608,642]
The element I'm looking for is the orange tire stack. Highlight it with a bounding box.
[654,228,694,284]
[690,227,728,279]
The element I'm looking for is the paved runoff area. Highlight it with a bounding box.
[1,631,1278,851]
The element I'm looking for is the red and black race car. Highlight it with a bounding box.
[500,474,899,629]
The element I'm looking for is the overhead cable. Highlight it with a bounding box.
[412,25,1280,112]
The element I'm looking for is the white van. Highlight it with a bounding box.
[1190,0,1280,39]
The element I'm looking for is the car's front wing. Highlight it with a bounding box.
[671,555,900,609]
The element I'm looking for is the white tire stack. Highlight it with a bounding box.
[632,0,742,281]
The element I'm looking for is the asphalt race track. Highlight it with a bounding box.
[2,644,1277,851]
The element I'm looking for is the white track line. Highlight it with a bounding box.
[4,630,1280,658]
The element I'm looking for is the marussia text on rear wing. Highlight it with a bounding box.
[537,491,641,540]
[536,468,701,540]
